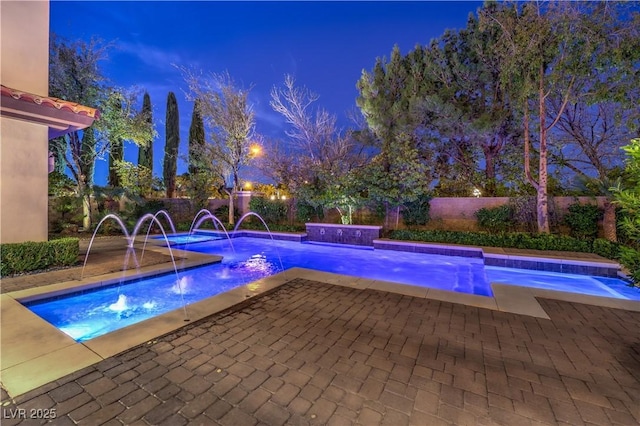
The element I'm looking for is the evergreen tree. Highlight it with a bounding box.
[357,47,432,226]
[108,100,124,187]
[479,1,640,232]
[49,35,154,228]
[188,98,206,175]
[48,137,66,174]
[108,138,123,187]
[182,71,255,224]
[163,92,180,198]
[137,92,153,172]
[80,127,96,191]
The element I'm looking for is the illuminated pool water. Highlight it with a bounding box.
[155,234,223,245]
[25,236,639,342]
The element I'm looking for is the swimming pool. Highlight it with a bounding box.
[24,236,640,342]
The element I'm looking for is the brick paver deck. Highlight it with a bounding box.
[2,278,639,425]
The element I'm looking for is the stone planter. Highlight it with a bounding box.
[305,223,382,247]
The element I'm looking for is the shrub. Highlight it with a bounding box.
[212,204,240,226]
[619,246,640,285]
[563,202,601,239]
[249,197,288,224]
[508,196,537,232]
[49,195,83,233]
[402,194,432,227]
[121,199,167,228]
[592,238,621,260]
[508,196,560,232]
[475,205,514,232]
[0,238,79,276]
[390,229,589,254]
[295,199,323,223]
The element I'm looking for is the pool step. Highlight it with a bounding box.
[374,239,621,278]
[453,264,474,294]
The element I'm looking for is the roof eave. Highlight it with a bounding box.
[0,85,99,139]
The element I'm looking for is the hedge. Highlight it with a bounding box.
[388,229,639,285]
[389,229,595,252]
[0,238,79,276]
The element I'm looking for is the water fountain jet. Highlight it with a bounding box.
[81,212,189,321]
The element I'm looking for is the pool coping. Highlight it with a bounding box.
[373,238,623,278]
[1,242,639,398]
[184,230,624,277]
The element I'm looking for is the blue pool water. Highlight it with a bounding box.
[155,234,222,245]
[25,236,640,342]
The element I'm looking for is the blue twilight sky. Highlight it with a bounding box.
[50,1,482,186]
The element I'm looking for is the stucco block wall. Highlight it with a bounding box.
[429,197,511,220]
[0,119,49,243]
[0,1,50,94]
[0,1,50,243]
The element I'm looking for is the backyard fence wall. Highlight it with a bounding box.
[48,193,609,233]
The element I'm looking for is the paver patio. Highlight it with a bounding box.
[1,237,639,425]
[2,276,640,425]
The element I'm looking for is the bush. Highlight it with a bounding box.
[402,194,431,227]
[49,195,83,233]
[475,205,514,232]
[295,199,324,223]
[121,199,167,229]
[390,229,590,254]
[563,202,601,239]
[619,246,640,285]
[592,238,621,260]
[0,238,79,276]
[509,196,537,232]
[232,222,305,233]
[249,197,289,225]
[212,204,240,226]
[508,196,559,233]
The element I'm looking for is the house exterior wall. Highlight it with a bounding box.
[0,1,50,243]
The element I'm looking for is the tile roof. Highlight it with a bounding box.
[1,84,99,138]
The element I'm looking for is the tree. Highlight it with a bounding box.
[182,70,255,224]
[186,98,220,211]
[357,49,433,226]
[613,139,640,242]
[358,133,429,229]
[612,138,640,284]
[188,99,206,175]
[108,99,124,187]
[550,102,636,182]
[357,45,444,182]
[163,91,180,198]
[49,35,154,228]
[270,75,370,221]
[48,137,66,174]
[112,160,153,199]
[137,92,153,172]
[414,15,521,196]
[479,1,640,233]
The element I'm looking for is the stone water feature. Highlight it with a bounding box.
[305,223,383,246]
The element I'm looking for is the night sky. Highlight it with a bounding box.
[50,1,482,185]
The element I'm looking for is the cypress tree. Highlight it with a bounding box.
[108,139,123,187]
[49,136,67,174]
[80,127,96,190]
[163,92,179,198]
[188,98,206,175]
[138,92,153,172]
[108,99,124,187]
